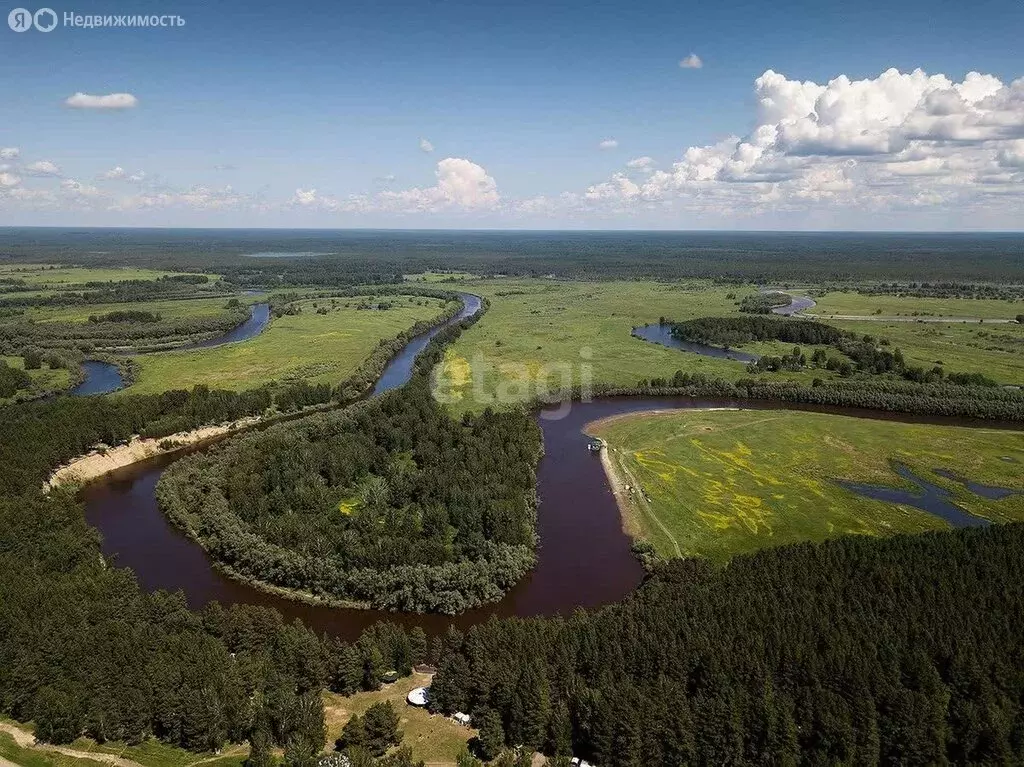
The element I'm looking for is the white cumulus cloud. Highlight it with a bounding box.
[626,156,655,171]
[580,67,1024,219]
[679,53,703,69]
[0,148,20,161]
[419,138,435,153]
[65,92,139,109]
[598,139,619,150]
[25,160,61,177]
[382,157,499,211]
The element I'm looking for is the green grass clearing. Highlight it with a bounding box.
[324,673,472,766]
[811,290,1022,320]
[435,279,1024,413]
[25,296,251,325]
[0,264,220,289]
[587,409,1024,563]
[124,297,453,395]
[436,279,825,412]
[404,271,481,283]
[830,319,1024,385]
[0,355,73,403]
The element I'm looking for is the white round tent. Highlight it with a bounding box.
[406,686,429,707]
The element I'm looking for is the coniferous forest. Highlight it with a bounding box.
[157,383,543,614]
[427,524,1024,765]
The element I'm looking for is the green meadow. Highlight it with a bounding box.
[124,296,453,395]
[0,263,220,289]
[830,318,1024,384]
[436,279,822,412]
[811,289,1022,320]
[0,355,73,403]
[435,279,1024,412]
[587,409,1024,563]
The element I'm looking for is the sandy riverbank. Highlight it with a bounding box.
[45,416,263,490]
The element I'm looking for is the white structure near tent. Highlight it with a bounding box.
[570,759,596,767]
[453,712,471,726]
[406,686,429,707]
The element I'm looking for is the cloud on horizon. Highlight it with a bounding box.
[65,92,139,109]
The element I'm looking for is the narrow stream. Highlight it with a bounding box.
[632,322,759,363]
[70,303,271,396]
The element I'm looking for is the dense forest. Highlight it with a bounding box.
[737,292,791,314]
[157,381,543,614]
[428,523,1024,765]
[0,358,31,398]
[3,230,1023,282]
[617,372,1024,421]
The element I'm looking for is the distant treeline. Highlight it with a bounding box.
[3,230,1024,282]
[850,281,1024,301]
[88,309,163,323]
[671,316,1003,386]
[599,372,1024,421]
[429,523,1024,765]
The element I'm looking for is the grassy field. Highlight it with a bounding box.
[66,737,246,767]
[435,279,1024,412]
[324,673,473,766]
[0,264,220,289]
[436,279,824,412]
[811,290,1023,320]
[404,271,481,283]
[587,409,1024,563]
[0,724,246,767]
[831,319,1024,384]
[124,296,453,395]
[0,732,109,767]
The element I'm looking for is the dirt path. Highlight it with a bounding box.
[0,722,146,767]
[599,444,683,558]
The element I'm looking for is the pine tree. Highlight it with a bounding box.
[410,627,428,666]
[363,701,401,756]
[336,714,367,751]
[475,708,505,761]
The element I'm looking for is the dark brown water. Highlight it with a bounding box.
[81,394,1021,641]
[77,292,1024,640]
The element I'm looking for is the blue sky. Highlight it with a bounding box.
[1,0,1022,228]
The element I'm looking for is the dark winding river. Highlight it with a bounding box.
[78,293,1020,640]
